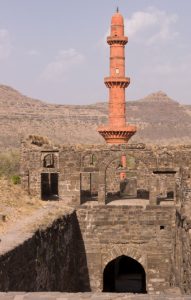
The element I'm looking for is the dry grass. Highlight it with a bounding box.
[0,150,20,178]
[0,177,43,232]
[0,148,73,235]
[27,135,51,147]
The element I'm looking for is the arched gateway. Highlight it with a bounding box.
[103,255,147,293]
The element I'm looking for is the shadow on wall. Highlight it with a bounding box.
[0,211,90,292]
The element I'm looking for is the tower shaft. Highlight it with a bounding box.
[107,23,127,128]
[97,10,136,144]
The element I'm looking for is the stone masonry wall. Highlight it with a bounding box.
[19,139,191,294]
[173,169,191,294]
[20,139,191,206]
[0,211,90,292]
[76,205,176,294]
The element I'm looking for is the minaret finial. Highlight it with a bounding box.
[116,6,119,13]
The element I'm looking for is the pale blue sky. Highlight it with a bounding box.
[0,0,191,104]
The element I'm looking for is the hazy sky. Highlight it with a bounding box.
[0,0,191,104]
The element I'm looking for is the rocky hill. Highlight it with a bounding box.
[0,85,191,150]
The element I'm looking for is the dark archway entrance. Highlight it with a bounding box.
[41,173,59,200]
[103,255,146,293]
[80,172,98,204]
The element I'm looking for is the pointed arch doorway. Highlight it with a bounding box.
[103,255,146,293]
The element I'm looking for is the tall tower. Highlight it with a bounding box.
[98,9,136,144]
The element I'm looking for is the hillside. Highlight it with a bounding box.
[0,177,42,233]
[0,85,191,149]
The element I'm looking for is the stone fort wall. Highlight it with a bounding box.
[0,211,90,292]
[0,203,191,294]
[3,136,188,294]
[77,205,176,293]
[20,137,191,207]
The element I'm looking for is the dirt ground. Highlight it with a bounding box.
[0,178,72,235]
[0,178,43,233]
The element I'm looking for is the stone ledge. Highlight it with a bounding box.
[0,291,188,300]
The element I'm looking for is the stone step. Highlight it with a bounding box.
[0,293,190,300]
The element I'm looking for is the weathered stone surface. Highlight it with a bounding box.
[1,138,191,295]
[0,211,90,292]
[77,205,175,293]
[0,292,191,299]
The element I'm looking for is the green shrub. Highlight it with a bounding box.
[11,175,21,185]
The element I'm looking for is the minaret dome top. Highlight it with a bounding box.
[111,9,124,26]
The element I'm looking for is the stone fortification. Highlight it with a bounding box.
[1,6,191,297]
[6,135,188,294]
[0,210,90,292]
[77,205,175,293]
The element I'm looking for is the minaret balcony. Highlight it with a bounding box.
[97,125,137,144]
[104,77,130,88]
[107,36,128,45]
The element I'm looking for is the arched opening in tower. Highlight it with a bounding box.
[103,255,146,293]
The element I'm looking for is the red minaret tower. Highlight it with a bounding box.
[98,8,136,144]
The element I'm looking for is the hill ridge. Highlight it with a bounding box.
[0,85,190,149]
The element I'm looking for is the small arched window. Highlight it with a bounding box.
[43,154,54,168]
